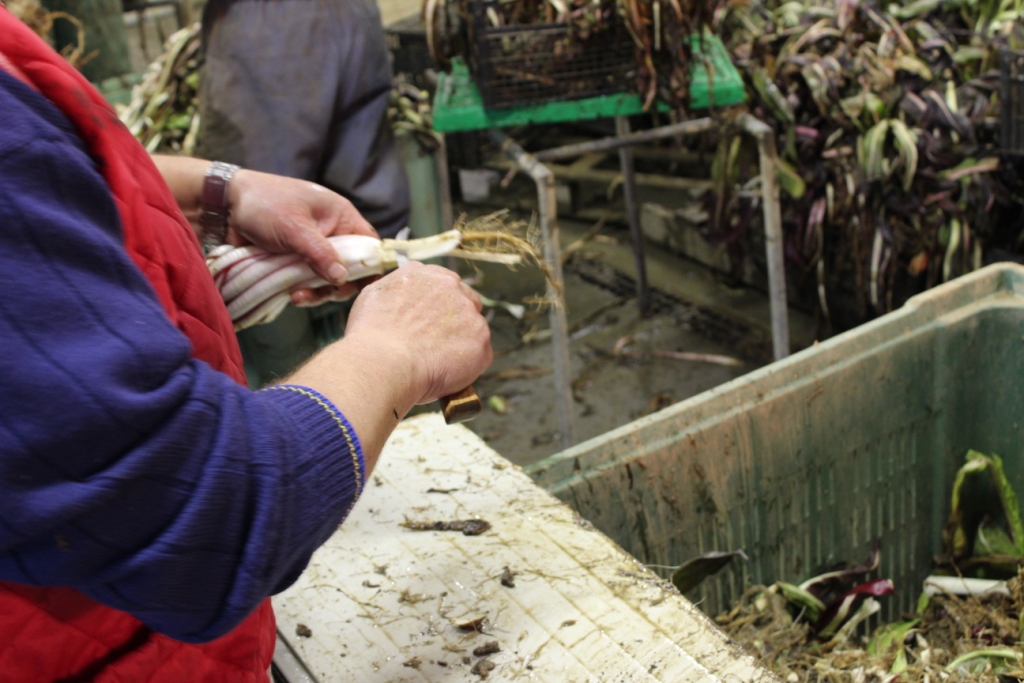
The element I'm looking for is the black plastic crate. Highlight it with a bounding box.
[467,0,634,110]
[385,14,433,86]
[1001,49,1024,156]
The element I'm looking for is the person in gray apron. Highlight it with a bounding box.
[197,0,411,386]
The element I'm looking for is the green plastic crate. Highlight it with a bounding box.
[528,264,1024,621]
[433,34,745,133]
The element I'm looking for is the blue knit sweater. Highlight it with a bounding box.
[0,71,365,643]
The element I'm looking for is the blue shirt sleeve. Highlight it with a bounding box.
[0,71,365,642]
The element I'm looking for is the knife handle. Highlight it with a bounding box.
[440,386,482,424]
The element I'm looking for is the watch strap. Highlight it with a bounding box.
[200,161,240,249]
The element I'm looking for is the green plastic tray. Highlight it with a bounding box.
[529,264,1024,621]
[433,34,745,133]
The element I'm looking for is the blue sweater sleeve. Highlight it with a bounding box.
[0,71,365,642]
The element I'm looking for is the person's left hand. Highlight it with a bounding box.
[225,169,381,307]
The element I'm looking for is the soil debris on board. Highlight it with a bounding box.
[401,519,492,536]
[295,623,312,638]
[471,657,497,678]
[402,656,422,669]
[473,641,501,657]
[456,616,490,633]
[500,566,517,588]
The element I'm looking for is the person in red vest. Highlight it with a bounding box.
[0,9,491,682]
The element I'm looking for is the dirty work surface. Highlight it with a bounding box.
[463,226,762,467]
[273,413,776,682]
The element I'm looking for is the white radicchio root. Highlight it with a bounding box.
[207,230,463,330]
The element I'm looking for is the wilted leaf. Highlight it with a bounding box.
[908,251,928,275]
[945,647,1022,673]
[799,539,881,600]
[944,450,1024,564]
[938,157,1000,181]
[671,550,748,594]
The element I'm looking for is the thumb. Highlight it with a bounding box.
[291,228,349,285]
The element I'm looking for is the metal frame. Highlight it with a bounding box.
[490,133,577,447]
[436,113,791,449]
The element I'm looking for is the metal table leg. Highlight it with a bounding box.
[614,116,650,313]
[525,113,790,360]
[491,131,577,449]
[435,134,455,231]
[739,114,790,361]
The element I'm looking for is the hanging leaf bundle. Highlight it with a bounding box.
[388,79,443,151]
[622,0,720,110]
[426,0,720,110]
[119,23,202,155]
[714,0,1022,323]
[8,0,92,68]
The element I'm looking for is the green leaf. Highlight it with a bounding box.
[974,518,1019,558]
[894,55,934,80]
[776,582,826,621]
[487,395,508,414]
[952,46,990,63]
[891,645,909,673]
[165,113,193,131]
[916,590,931,614]
[776,158,806,199]
[671,550,748,594]
[751,68,795,126]
[944,450,1024,562]
[867,618,920,656]
[942,218,961,282]
[980,452,1024,554]
[890,119,919,191]
[889,0,946,20]
[861,120,892,181]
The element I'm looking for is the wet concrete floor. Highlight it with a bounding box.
[454,217,765,468]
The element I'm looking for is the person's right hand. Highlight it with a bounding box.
[344,262,493,405]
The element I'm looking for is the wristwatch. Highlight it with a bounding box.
[199,161,240,250]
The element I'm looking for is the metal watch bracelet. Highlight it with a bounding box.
[199,161,240,250]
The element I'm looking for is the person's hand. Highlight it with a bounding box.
[226,169,380,307]
[343,262,493,405]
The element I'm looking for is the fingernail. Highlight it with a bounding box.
[327,263,348,284]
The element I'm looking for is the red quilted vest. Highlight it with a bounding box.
[0,11,275,682]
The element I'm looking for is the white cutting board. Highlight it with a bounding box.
[273,413,775,682]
